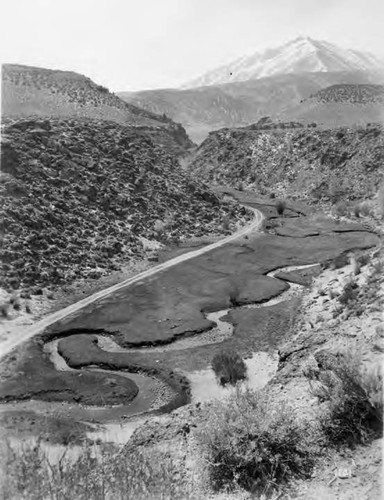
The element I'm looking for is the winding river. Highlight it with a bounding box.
[0,200,319,450]
[0,264,316,448]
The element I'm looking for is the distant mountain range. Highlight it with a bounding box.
[120,71,384,143]
[118,38,384,142]
[182,37,384,88]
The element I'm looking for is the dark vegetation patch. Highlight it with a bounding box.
[338,280,359,306]
[211,350,247,386]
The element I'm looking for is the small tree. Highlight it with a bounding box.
[212,350,247,386]
[276,199,286,217]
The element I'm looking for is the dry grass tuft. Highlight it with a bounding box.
[0,441,196,500]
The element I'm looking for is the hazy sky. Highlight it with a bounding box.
[1,0,383,91]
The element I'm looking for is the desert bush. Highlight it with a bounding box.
[357,254,370,267]
[334,201,348,216]
[308,353,383,448]
[12,299,21,311]
[359,202,371,217]
[221,215,231,231]
[212,350,247,386]
[359,364,383,417]
[0,303,9,318]
[372,259,384,275]
[332,253,350,269]
[275,200,286,216]
[0,441,195,500]
[153,219,166,235]
[197,388,315,495]
[338,279,358,306]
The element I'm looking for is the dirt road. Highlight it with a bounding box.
[0,208,263,358]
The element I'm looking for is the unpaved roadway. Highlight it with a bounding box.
[0,208,263,358]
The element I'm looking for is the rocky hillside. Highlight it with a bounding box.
[307,83,384,104]
[283,83,384,127]
[0,118,249,291]
[2,64,193,155]
[120,71,383,143]
[188,123,384,203]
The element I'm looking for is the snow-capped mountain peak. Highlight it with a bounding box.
[182,37,384,88]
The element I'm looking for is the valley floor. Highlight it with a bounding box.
[0,194,382,499]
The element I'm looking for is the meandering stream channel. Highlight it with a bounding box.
[0,263,317,451]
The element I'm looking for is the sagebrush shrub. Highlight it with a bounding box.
[212,350,247,386]
[332,253,350,269]
[197,388,315,495]
[357,254,370,267]
[338,280,358,306]
[308,354,383,448]
[275,200,286,216]
[334,201,348,216]
[359,202,371,217]
[0,303,9,318]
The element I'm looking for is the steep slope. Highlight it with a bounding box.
[0,117,249,291]
[183,37,384,88]
[188,123,384,203]
[2,64,194,154]
[120,71,383,142]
